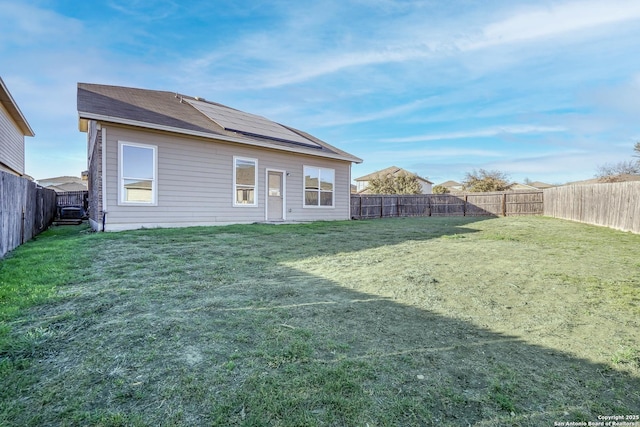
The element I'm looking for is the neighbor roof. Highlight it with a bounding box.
[0,76,34,136]
[355,166,433,184]
[77,83,361,163]
[566,174,640,185]
[437,180,462,187]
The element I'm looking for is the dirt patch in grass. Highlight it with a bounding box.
[1,217,639,426]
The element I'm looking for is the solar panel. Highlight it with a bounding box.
[185,98,321,149]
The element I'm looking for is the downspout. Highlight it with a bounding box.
[101,126,108,231]
[348,162,353,220]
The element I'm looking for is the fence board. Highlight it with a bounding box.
[0,171,57,258]
[544,182,640,234]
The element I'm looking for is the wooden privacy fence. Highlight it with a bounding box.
[544,181,640,234]
[56,190,88,209]
[56,190,88,216]
[351,191,544,219]
[0,171,57,258]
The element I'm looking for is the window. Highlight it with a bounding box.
[304,166,334,207]
[234,157,257,206]
[119,142,157,205]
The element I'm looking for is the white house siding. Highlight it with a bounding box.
[419,180,433,194]
[0,100,25,175]
[101,124,352,231]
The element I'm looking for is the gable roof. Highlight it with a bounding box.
[355,166,433,184]
[510,182,540,190]
[565,174,640,185]
[527,181,555,189]
[437,180,462,188]
[0,77,34,136]
[77,83,361,163]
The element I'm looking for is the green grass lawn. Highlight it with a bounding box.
[1,216,639,426]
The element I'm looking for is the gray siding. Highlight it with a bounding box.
[101,125,352,231]
[0,101,25,175]
[87,121,103,229]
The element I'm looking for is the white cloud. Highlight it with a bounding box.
[383,125,566,143]
[179,0,640,89]
[467,0,640,50]
[313,99,433,127]
[0,1,83,44]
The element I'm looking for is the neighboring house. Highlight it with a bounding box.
[77,83,362,231]
[437,180,463,193]
[38,176,88,193]
[355,166,433,194]
[527,181,555,190]
[0,77,34,176]
[565,174,640,185]
[510,182,540,191]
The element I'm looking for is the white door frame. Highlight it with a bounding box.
[265,168,286,221]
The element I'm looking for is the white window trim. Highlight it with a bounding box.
[118,141,158,206]
[303,165,335,209]
[233,156,258,207]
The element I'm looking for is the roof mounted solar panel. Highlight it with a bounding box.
[185,98,322,149]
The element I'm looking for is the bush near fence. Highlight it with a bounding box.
[544,181,640,234]
[0,171,57,258]
[351,191,544,219]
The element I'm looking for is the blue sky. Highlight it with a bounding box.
[1,0,639,184]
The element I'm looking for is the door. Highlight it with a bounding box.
[267,171,284,221]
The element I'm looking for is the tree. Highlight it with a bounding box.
[595,160,640,179]
[461,169,512,192]
[432,185,450,194]
[367,172,423,194]
[595,142,640,180]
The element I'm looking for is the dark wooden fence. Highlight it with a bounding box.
[544,182,640,234]
[351,191,544,219]
[56,190,88,216]
[1,171,57,258]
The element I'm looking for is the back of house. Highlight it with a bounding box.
[77,83,362,231]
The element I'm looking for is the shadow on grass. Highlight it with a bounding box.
[2,217,639,426]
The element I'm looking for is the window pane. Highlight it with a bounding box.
[268,173,281,196]
[320,169,334,191]
[305,190,318,206]
[124,179,153,202]
[123,145,154,179]
[236,160,255,186]
[236,188,255,204]
[304,167,319,190]
[320,191,333,206]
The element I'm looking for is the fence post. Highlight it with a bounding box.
[502,193,507,217]
[464,195,468,216]
[21,207,25,244]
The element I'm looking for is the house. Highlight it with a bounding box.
[0,77,34,176]
[527,181,555,190]
[509,182,540,191]
[77,83,362,231]
[509,181,556,191]
[38,175,88,193]
[355,166,433,194]
[436,180,463,193]
[565,174,640,185]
